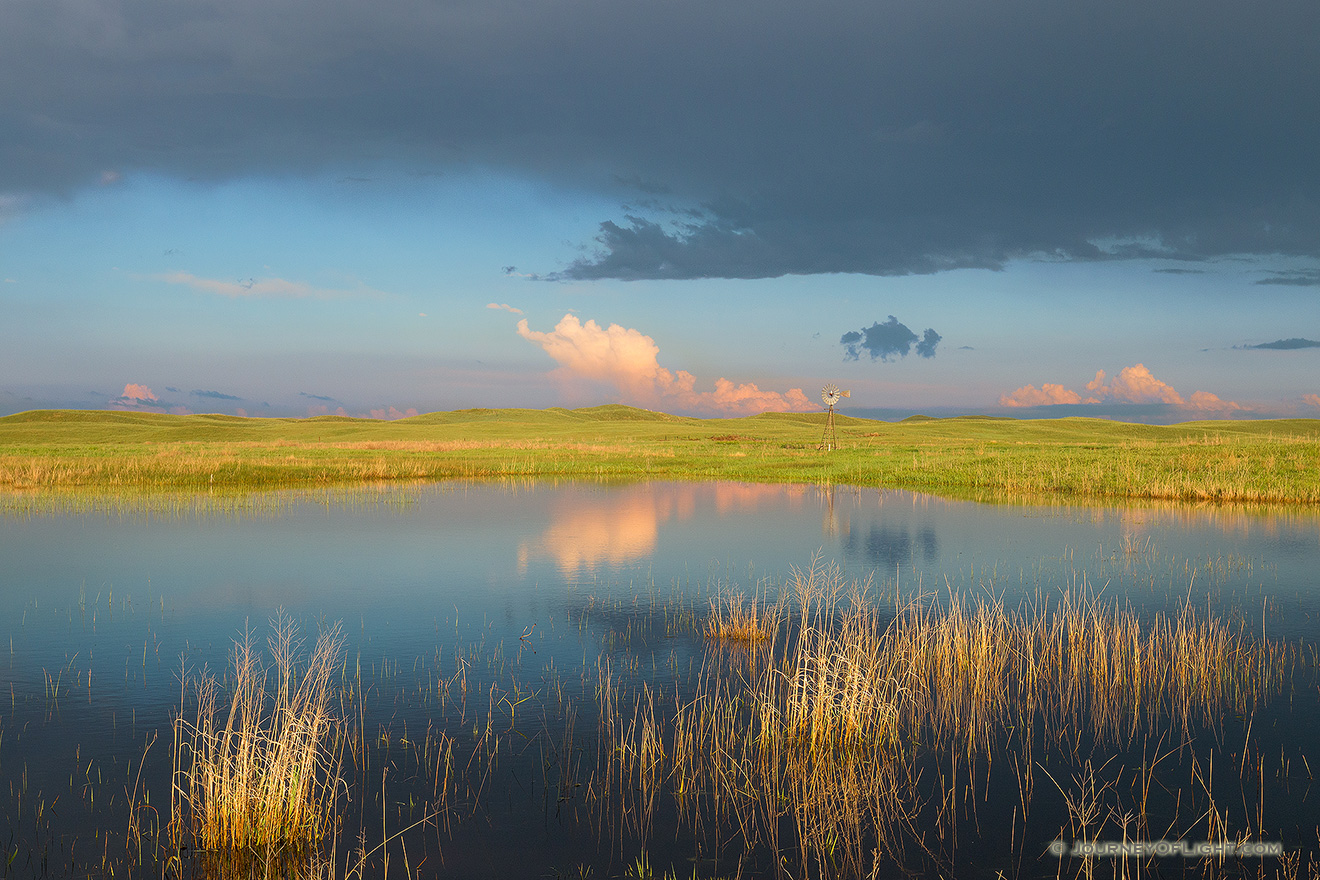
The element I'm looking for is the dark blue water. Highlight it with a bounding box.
[2,481,1317,877]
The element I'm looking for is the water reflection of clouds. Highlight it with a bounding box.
[517,482,804,575]
[841,522,940,572]
[517,487,667,575]
[713,482,810,515]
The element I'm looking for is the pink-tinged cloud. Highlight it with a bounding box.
[369,406,419,420]
[998,383,1085,408]
[109,383,191,414]
[121,383,157,401]
[1185,390,1241,412]
[1001,364,1241,412]
[516,314,816,416]
[1303,394,1320,409]
[156,272,377,299]
[1097,364,1184,405]
[486,302,524,315]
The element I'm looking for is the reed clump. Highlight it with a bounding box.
[658,563,1296,876]
[746,566,1291,760]
[171,615,346,869]
[884,587,1291,753]
[704,592,783,643]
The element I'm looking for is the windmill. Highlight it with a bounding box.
[818,384,851,451]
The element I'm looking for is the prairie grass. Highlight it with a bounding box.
[703,592,783,643]
[639,562,1296,876]
[171,615,346,871]
[2,406,1319,504]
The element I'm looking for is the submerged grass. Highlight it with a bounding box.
[2,406,1319,504]
[699,564,1280,761]
[4,555,1307,878]
[649,562,1298,876]
[171,615,346,871]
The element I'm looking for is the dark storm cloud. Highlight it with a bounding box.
[916,329,941,359]
[191,389,241,400]
[841,316,941,362]
[2,0,1317,281]
[298,392,336,402]
[1238,338,1320,350]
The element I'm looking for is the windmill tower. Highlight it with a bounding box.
[818,384,850,451]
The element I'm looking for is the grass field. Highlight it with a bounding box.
[1,405,1318,504]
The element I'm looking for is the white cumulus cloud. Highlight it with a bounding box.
[517,314,815,416]
[1000,364,1241,412]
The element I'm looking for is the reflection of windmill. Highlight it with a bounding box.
[818,384,851,451]
[821,484,837,538]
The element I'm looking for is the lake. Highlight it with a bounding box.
[2,481,1318,878]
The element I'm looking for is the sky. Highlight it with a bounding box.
[2,0,1318,422]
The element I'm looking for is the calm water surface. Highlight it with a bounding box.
[2,481,1318,877]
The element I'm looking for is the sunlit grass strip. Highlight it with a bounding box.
[172,615,346,864]
[4,407,1319,504]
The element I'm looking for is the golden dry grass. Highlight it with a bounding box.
[703,592,783,643]
[632,563,1294,876]
[171,615,346,867]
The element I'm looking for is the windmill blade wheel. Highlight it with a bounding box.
[818,384,847,451]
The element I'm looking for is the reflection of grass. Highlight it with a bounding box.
[3,405,1319,503]
[171,615,346,870]
[1119,532,1155,561]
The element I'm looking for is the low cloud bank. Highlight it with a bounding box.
[1000,364,1240,413]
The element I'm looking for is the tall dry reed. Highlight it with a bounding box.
[660,561,1294,877]
[704,591,783,643]
[171,615,346,868]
